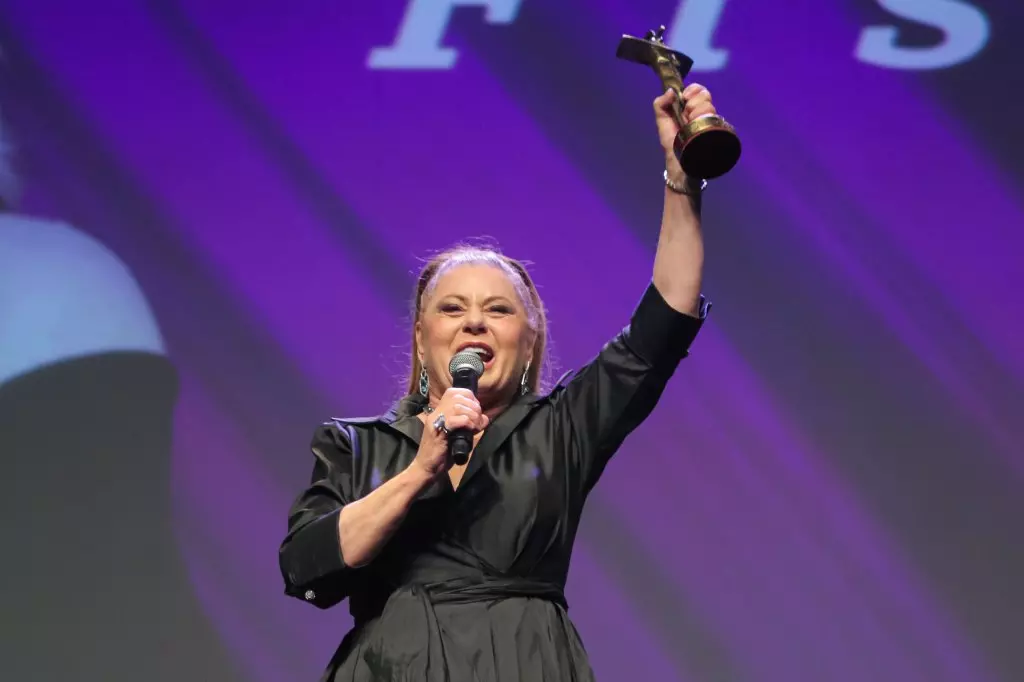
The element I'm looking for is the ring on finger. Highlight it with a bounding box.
[432,414,449,435]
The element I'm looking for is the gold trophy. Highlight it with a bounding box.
[617,26,741,179]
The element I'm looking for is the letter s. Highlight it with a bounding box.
[855,0,989,70]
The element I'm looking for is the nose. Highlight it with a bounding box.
[463,306,486,333]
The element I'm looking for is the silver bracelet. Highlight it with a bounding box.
[664,170,707,195]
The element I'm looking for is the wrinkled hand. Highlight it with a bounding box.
[412,387,489,478]
[653,84,717,162]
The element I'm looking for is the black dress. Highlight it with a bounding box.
[279,283,709,681]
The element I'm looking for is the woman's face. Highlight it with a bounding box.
[417,264,535,406]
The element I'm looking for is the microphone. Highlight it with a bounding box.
[447,349,485,466]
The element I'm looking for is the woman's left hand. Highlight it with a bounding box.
[653,84,717,159]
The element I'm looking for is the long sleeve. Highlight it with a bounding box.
[278,421,362,610]
[558,281,710,492]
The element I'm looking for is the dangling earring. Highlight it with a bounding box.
[520,361,531,395]
[419,367,429,397]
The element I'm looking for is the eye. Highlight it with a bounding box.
[489,305,514,315]
[439,303,463,314]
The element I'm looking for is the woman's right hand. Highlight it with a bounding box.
[412,387,489,478]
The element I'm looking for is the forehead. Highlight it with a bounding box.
[430,263,519,298]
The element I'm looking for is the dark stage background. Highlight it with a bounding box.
[1,1,1022,681]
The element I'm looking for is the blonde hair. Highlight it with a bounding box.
[406,244,548,396]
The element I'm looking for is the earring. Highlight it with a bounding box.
[520,361,531,395]
[419,367,429,397]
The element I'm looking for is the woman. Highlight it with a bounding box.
[279,84,719,681]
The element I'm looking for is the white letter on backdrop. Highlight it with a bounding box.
[368,0,523,69]
[666,0,731,72]
[856,0,989,69]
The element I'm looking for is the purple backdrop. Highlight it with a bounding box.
[2,1,1022,681]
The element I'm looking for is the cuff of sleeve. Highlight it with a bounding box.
[626,282,710,366]
[283,507,349,590]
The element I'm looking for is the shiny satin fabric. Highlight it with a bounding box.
[279,283,709,681]
[334,574,586,681]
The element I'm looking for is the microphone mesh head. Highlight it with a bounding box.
[449,349,485,377]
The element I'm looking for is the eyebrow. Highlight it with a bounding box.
[438,294,516,306]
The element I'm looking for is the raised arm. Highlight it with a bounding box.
[651,84,717,317]
[557,283,708,493]
[555,85,720,492]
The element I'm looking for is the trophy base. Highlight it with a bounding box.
[675,115,742,180]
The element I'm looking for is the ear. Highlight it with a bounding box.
[523,327,538,365]
[415,318,425,364]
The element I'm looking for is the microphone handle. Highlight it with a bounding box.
[448,369,479,466]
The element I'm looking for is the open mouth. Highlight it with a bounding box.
[456,342,495,366]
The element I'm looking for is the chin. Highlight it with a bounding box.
[477,376,511,399]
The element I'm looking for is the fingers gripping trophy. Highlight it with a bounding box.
[617,25,741,181]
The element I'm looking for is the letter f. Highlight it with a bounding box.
[368,0,523,69]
